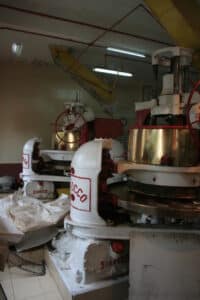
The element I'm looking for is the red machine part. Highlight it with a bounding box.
[94,118,123,138]
[186,79,200,148]
[54,113,123,150]
[111,241,125,254]
[135,109,150,126]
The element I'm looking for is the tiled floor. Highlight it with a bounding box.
[0,265,63,300]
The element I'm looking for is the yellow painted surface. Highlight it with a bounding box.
[144,0,200,68]
[50,46,114,103]
[56,188,70,196]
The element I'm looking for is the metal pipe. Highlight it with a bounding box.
[182,66,189,93]
[0,3,174,46]
[172,56,182,94]
[152,64,159,104]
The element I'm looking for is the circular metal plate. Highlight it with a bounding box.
[118,196,200,219]
[109,182,200,219]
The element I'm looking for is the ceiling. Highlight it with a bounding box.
[0,0,174,84]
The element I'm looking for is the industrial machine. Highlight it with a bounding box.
[120,47,200,299]
[21,101,124,200]
[52,138,130,294]
[50,47,200,300]
[118,46,200,225]
[52,101,94,150]
[21,101,95,199]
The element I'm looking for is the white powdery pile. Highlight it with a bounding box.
[0,191,70,234]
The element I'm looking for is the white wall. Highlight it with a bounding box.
[0,61,143,163]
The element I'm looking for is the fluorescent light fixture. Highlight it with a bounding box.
[107,47,146,58]
[93,67,133,77]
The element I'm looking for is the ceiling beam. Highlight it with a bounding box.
[144,0,200,68]
[0,3,173,46]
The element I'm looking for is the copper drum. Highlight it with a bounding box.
[53,130,80,151]
[128,127,199,167]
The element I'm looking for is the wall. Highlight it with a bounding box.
[0,61,143,175]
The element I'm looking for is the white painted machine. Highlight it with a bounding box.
[50,47,200,300]
[21,137,73,199]
[21,101,95,199]
[51,138,130,295]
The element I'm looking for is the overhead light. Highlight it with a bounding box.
[107,47,146,58]
[93,67,133,77]
[12,43,23,56]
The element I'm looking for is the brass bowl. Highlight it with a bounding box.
[128,127,199,167]
[53,130,80,151]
